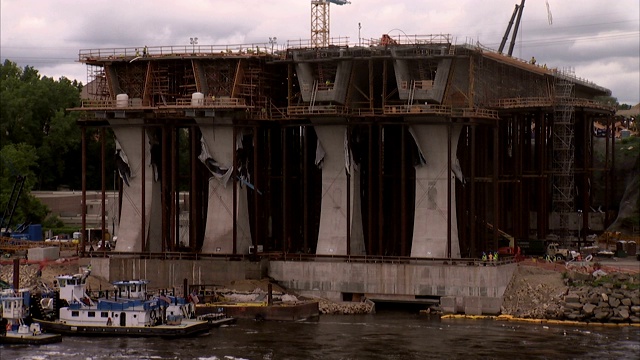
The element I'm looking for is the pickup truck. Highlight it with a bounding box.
[547,242,580,261]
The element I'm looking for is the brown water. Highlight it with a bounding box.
[3,313,639,359]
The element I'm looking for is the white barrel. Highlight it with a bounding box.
[116,94,129,108]
[191,92,204,106]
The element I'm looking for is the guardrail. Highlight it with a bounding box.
[384,104,451,115]
[78,97,249,109]
[287,105,348,116]
[489,97,616,112]
[82,249,518,266]
[79,34,454,64]
[79,43,281,62]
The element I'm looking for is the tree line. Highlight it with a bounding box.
[0,60,111,229]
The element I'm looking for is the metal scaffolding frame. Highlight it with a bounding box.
[552,68,576,239]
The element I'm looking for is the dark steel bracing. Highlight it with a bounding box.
[73,37,616,258]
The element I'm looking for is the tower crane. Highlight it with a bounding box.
[311,0,351,48]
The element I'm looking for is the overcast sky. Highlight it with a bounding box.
[1,0,638,104]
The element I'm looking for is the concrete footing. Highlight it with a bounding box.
[440,296,503,315]
[88,257,515,316]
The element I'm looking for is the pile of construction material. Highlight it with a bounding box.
[317,298,375,315]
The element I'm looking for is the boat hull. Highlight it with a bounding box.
[35,319,210,338]
[196,301,319,321]
[197,313,237,328]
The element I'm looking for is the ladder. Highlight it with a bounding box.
[407,80,416,109]
[309,80,319,112]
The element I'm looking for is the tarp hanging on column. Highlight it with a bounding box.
[198,136,233,187]
[115,139,132,186]
[315,138,326,169]
[409,126,427,167]
[344,129,351,175]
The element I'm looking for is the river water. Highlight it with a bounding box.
[4,312,640,360]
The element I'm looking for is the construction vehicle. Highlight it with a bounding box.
[546,242,580,261]
[485,222,522,258]
[0,156,26,238]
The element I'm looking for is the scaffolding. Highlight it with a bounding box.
[552,68,576,239]
[85,65,111,100]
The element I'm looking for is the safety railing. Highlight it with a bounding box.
[79,42,282,62]
[81,249,519,266]
[451,108,500,119]
[287,105,348,116]
[490,97,615,112]
[383,104,451,115]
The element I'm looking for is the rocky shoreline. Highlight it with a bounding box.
[562,277,639,323]
[501,263,640,325]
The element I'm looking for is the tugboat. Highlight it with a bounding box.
[1,288,62,345]
[33,267,209,337]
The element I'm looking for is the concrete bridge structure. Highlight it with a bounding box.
[73,34,615,310]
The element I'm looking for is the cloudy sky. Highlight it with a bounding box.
[1,0,638,104]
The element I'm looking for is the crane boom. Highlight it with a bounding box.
[498,4,519,54]
[498,0,525,57]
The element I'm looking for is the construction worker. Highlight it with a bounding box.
[482,252,487,261]
[530,56,536,65]
[494,252,499,261]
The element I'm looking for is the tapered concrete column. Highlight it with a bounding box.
[312,124,364,255]
[350,168,365,255]
[108,119,162,252]
[410,124,462,258]
[196,118,251,254]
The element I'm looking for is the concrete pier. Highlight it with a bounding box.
[312,124,364,255]
[108,119,162,252]
[410,124,462,258]
[196,117,252,254]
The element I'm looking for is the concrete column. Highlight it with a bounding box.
[350,168,365,255]
[196,118,251,254]
[108,119,162,252]
[410,124,462,258]
[312,124,364,255]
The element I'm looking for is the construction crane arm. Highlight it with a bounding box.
[329,0,351,5]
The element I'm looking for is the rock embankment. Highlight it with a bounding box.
[501,264,640,324]
[561,273,640,323]
[317,298,375,315]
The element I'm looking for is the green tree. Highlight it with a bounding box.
[0,144,49,228]
[0,60,83,190]
[593,95,619,107]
